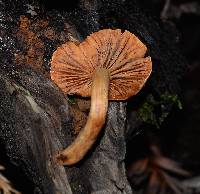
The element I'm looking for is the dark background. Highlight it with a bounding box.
[127,0,200,172]
[126,0,200,193]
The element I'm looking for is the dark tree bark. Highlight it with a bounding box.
[0,0,187,193]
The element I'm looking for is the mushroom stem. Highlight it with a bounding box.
[56,68,110,165]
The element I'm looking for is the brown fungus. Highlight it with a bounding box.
[51,29,152,165]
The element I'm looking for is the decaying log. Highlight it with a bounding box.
[0,0,187,193]
[0,68,132,194]
[0,70,73,194]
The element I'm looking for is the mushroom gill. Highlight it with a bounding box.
[51,29,152,165]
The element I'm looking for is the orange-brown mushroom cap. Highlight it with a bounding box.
[51,29,152,100]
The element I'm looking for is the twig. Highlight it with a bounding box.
[161,0,171,20]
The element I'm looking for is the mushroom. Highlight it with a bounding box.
[50,29,152,165]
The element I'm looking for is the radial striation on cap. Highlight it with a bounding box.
[51,29,152,100]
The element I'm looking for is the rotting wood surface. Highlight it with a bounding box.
[0,0,187,193]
